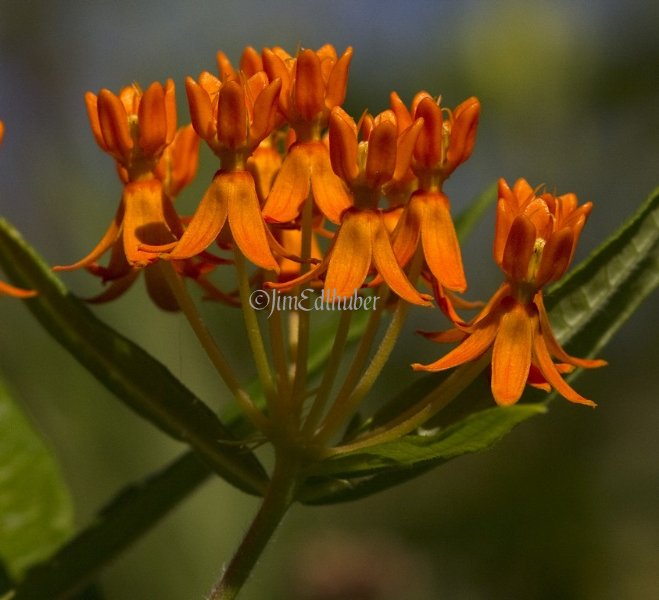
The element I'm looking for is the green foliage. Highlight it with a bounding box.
[0,379,73,579]
[0,218,268,498]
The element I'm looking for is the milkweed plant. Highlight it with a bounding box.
[0,44,657,600]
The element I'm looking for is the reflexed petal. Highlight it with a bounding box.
[309,143,353,224]
[533,321,597,406]
[391,197,422,269]
[0,280,37,298]
[371,213,431,306]
[85,269,139,304]
[262,143,312,223]
[53,203,124,272]
[169,175,229,260]
[418,192,466,292]
[324,211,372,298]
[226,171,279,271]
[534,293,607,369]
[121,179,177,266]
[413,309,499,371]
[491,302,534,406]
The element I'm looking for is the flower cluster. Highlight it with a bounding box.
[52,44,604,408]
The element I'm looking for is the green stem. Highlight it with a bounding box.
[208,451,299,600]
[288,192,314,418]
[325,354,490,456]
[233,249,279,419]
[158,261,270,434]
[301,309,353,437]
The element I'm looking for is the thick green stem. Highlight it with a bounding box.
[208,451,299,600]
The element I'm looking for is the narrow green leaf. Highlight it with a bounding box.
[12,451,209,600]
[0,378,73,578]
[545,185,659,357]
[0,218,267,497]
[308,403,546,479]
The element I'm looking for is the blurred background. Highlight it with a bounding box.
[1,0,658,598]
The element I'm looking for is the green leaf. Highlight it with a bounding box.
[303,186,659,504]
[11,451,209,600]
[309,403,546,479]
[0,378,73,579]
[545,185,659,357]
[0,218,267,497]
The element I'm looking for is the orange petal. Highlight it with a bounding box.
[169,175,229,260]
[324,210,373,298]
[249,78,281,148]
[185,77,215,141]
[84,92,107,151]
[121,179,177,266]
[53,203,124,272]
[262,143,312,223]
[532,320,597,407]
[365,118,397,188]
[502,215,535,282]
[414,96,443,169]
[491,302,534,406]
[371,213,431,306]
[0,280,37,298]
[329,107,359,183]
[419,192,466,292]
[217,79,247,150]
[390,197,422,269]
[97,89,133,160]
[309,142,353,224]
[534,293,607,369]
[324,47,352,110]
[295,49,324,122]
[446,97,480,171]
[226,171,279,271]
[413,308,499,371]
[535,227,573,286]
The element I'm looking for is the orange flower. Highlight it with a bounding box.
[261,45,353,224]
[390,92,480,293]
[165,71,281,271]
[55,81,182,271]
[268,108,431,306]
[414,178,606,406]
